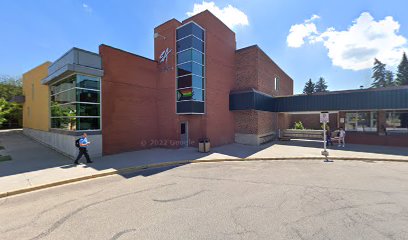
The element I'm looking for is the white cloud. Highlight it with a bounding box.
[306,14,320,22]
[288,12,408,71]
[82,3,92,13]
[186,1,249,29]
[286,15,320,48]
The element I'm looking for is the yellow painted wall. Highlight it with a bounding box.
[22,62,51,131]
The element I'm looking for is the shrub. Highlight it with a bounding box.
[294,121,304,130]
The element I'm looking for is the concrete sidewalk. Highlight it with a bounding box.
[1,130,407,197]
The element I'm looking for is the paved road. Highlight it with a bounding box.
[1,160,408,240]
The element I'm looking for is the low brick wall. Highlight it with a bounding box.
[346,132,408,148]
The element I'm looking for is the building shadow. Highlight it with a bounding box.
[1,131,407,181]
[279,139,408,157]
[0,131,196,180]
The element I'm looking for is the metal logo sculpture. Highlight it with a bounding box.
[159,48,172,63]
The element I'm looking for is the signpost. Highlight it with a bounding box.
[320,112,330,162]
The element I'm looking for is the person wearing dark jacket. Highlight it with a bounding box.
[74,133,93,164]
[326,128,333,146]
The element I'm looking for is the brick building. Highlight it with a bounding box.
[22,10,408,158]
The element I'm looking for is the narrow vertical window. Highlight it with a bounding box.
[176,22,205,114]
[274,77,280,91]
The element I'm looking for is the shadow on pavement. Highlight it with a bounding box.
[280,139,408,157]
[0,130,73,177]
[121,164,186,178]
[1,130,407,180]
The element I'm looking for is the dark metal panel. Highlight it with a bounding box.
[274,88,408,112]
[43,48,103,85]
[254,92,273,111]
[230,88,408,112]
[229,91,255,110]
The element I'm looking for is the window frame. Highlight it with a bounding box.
[345,111,378,132]
[49,73,102,131]
[274,76,280,91]
[385,110,408,133]
[175,21,206,114]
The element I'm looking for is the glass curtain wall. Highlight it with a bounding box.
[385,111,408,133]
[176,22,205,114]
[345,112,377,132]
[50,74,101,130]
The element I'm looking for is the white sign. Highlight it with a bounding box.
[320,112,329,123]
[159,48,172,63]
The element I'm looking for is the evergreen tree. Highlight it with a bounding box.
[371,58,387,88]
[303,79,315,95]
[396,52,408,85]
[385,70,395,87]
[314,77,328,92]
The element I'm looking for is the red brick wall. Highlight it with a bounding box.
[186,11,236,146]
[234,48,258,91]
[278,113,291,130]
[258,111,277,134]
[345,132,408,147]
[234,110,258,134]
[290,113,338,130]
[234,45,293,97]
[153,10,236,147]
[154,19,181,146]
[100,45,159,155]
[234,110,278,135]
[257,48,293,96]
[233,45,294,137]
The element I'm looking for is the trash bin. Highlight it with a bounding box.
[198,139,205,152]
[204,138,210,152]
[198,138,210,153]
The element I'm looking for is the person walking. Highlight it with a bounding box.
[338,127,346,147]
[74,133,93,164]
[326,127,333,146]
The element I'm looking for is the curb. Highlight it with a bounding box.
[1,156,407,199]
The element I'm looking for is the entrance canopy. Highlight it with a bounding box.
[230,86,408,112]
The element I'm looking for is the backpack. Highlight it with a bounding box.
[75,138,81,148]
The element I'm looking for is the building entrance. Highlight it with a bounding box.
[180,122,188,147]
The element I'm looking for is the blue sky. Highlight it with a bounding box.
[1,0,407,93]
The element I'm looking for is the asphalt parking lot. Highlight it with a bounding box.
[1,160,408,240]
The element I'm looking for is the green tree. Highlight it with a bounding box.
[314,77,328,92]
[0,75,23,128]
[0,98,10,126]
[0,75,22,101]
[303,79,315,95]
[0,98,22,128]
[371,58,387,88]
[385,70,395,87]
[6,102,22,127]
[396,52,408,86]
